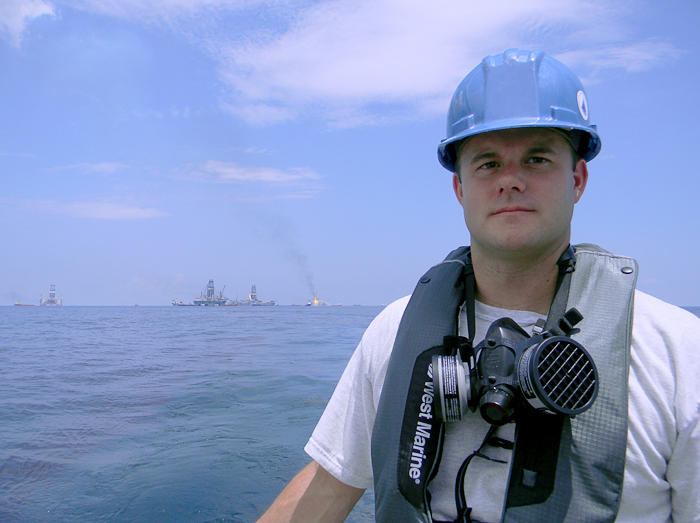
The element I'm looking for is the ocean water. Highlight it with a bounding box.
[4,305,699,523]
[0,305,382,523]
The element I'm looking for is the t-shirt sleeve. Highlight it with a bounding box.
[619,291,700,522]
[667,412,700,522]
[662,304,700,522]
[304,296,409,489]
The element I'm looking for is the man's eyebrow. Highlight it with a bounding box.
[465,139,560,165]
[525,144,557,156]
[468,151,499,165]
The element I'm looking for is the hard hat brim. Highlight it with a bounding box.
[438,120,601,172]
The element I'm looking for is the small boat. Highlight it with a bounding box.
[172,300,194,306]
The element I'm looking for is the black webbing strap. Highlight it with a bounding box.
[545,245,576,331]
[463,251,476,345]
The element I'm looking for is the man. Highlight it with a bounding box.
[256,49,700,522]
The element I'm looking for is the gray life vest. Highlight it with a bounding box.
[371,244,637,523]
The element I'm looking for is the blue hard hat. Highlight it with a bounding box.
[438,49,601,172]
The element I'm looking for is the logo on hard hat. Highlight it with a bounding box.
[577,91,589,121]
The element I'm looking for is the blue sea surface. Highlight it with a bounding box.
[3,305,699,523]
[0,305,381,523]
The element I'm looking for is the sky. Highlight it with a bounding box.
[1,0,699,307]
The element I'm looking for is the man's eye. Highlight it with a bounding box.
[527,157,549,164]
[478,161,498,170]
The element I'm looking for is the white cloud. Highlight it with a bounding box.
[26,199,167,219]
[69,0,247,19]
[0,0,55,46]
[200,160,321,183]
[220,101,298,126]
[54,162,133,174]
[213,0,683,125]
[84,162,132,174]
[0,150,35,158]
[235,146,269,154]
[176,160,324,200]
[15,0,683,125]
[214,0,581,122]
[557,38,685,80]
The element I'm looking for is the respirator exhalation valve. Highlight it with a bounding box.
[433,308,599,425]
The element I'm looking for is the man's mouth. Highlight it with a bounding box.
[492,206,533,216]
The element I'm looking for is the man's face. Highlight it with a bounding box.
[453,127,588,260]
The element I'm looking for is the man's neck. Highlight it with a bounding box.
[470,243,569,315]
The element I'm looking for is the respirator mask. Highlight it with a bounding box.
[432,308,598,426]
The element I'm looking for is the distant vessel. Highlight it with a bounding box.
[220,284,277,306]
[40,285,62,306]
[173,282,275,306]
[15,301,34,306]
[172,299,194,306]
[194,280,228,306]
[227,284,276,306]
[306,293,330,306]
[249,284,276,306]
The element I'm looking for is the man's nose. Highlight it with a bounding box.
[497,163,526,194]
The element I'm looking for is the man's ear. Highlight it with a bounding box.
[453,173,464,205]
[573,159,588,203]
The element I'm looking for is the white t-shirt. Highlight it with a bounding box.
[305,290,700,523]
